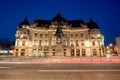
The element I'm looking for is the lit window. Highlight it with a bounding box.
[71,40,74,46]
[93,49,97,55]
[16,40,19,46]
[76,49,80,56]
[76,40,79,46]
[71,49,74,54]
[38,49,42,56]
[52,40,55,45]
[34,40,37,45]
[22,25,25,28]
[98,41,100,45]
[81,43,84,46]
[39,40,42,46]
[71,49,75,56]
[80,33,84,38]
[24,32,26,34]
[44,49,48,53]
[76,34,78,38]
[21,49,25,56]
[22,41,25,46]
[82,49,86,54]
[45,40,48,46]
[33,49,37,56]
[63,40,67,46]
[92,41,95,46]
[71,34,73,38]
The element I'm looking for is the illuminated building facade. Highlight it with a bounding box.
[113,37,120,55]
[15,13,104,57]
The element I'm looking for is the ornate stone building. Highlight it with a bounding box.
[113,37,120,55]
[14,13,104,57]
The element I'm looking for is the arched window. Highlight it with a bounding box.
[34,33,37,37]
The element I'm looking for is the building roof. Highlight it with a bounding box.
[87,18,99,29]
[18,14,99,29]
[51,13,66,22]
[33,19,50,28]
[33,13,84,28]
[19,17,30,28]
[68,20,84,27]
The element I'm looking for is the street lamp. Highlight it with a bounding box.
[109,43,112,47]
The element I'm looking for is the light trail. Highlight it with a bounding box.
[37,69,120,72]
[0,58,120,64]
[0,67,13,68]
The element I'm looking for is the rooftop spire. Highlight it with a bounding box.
[19,17,30,27]
[87,18,99,29]
[56,12,62,18]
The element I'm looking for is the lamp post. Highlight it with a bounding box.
[109,43,113,54]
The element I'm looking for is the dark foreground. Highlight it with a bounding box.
[0,63,120,80]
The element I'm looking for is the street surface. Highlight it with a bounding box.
[0,63,120,80]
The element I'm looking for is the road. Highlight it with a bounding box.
[0,63,120,80]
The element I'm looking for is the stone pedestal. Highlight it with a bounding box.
[56,43,63,56]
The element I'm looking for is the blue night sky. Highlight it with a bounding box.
[0,0,120,46]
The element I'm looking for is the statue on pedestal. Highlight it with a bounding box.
[55,25,64,43]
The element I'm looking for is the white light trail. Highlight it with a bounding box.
[37,70,120,72]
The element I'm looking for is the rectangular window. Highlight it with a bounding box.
[17,41,19,46]
[76,40,79,46]
[71,40,74,46]
[39,40,42,46]
[81,43,84,46]
[21,49,25,56]
[92,41,95,46]
[40,34,43,38]
[34,40,37,46]
[45,34,48,38]
[80,33,84,38]
[45,40,48,46]
[33,49,37,56]
[38,49,42,56]
[93,49,97,55]
[22,41,25,46]
[82,49,86,54]
[76,34,78,38]
[71,34,73,38]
